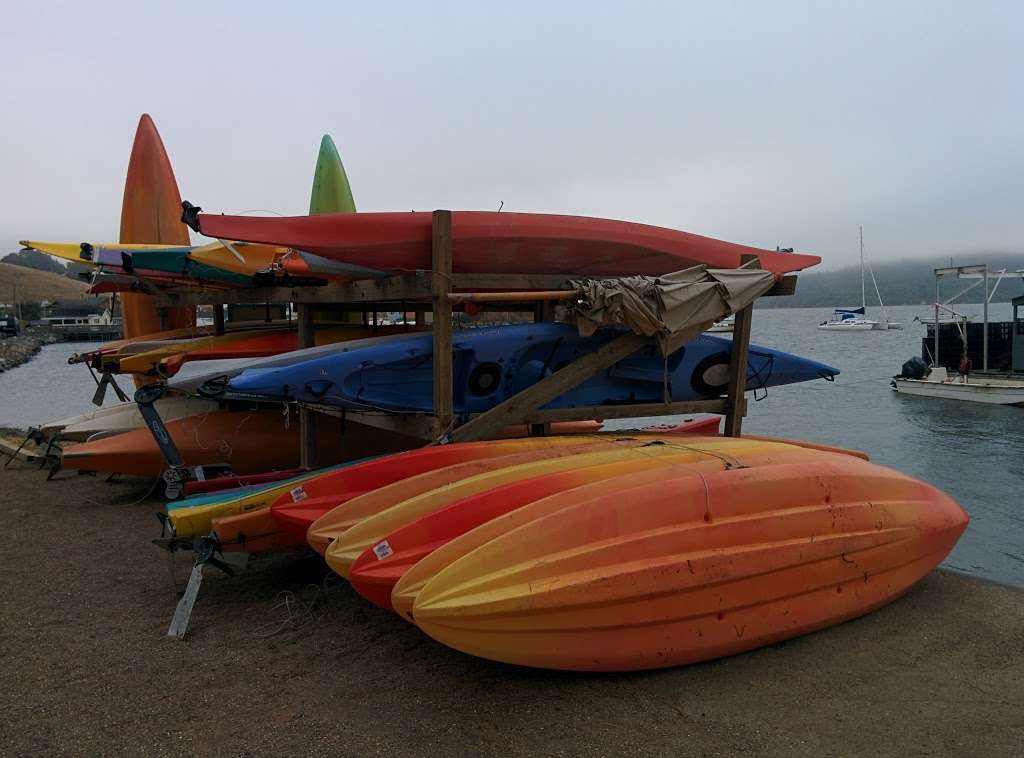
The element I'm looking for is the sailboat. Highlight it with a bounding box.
[818,227,902,331]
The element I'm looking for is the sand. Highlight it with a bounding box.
[1,461,1022,757]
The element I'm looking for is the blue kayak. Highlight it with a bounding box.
[209,324,838,415]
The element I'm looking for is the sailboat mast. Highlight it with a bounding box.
[859,225,866,310]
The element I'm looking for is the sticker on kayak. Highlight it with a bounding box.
[290,486,307,502]
[372,540,394,560]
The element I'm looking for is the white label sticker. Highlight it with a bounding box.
[372,540,394,560]
[290,486,307,502]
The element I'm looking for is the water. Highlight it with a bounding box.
[1,304,1021,585]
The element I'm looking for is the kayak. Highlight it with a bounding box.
[118,114,194,337]
[111,324,415,377]
[349,437,837,610]
[331,437,793,586]
[310,135,356,215]
[164,460,368,541]
[404,449,968,671]
[41,397,219,443]
[389,437,868,618]
[217,324,839,413]
[188,209,821,278]
[60,406,421,478]
[207,419,716,553]
[306,439,659,560]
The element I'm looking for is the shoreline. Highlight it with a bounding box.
[1,460,1022,756]
[0,329,56,373]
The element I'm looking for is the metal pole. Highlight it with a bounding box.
[983,265,989,372]
[859,225,865,311]
[934,274,940,368]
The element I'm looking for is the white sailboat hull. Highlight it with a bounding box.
[818,320,878,331]
[892,377,1024,406]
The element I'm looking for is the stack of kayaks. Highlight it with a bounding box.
[26,114,970,675]
[162,433,967,671]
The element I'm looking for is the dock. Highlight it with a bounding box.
[1,461,1020,756]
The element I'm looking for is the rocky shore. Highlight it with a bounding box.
[0,329,57,373]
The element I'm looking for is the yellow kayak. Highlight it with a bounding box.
[324,437,800,579]
[20,239,287,277]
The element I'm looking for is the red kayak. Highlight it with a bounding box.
[190,210,820,277]
[268,418,723,548]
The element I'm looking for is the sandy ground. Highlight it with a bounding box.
[1,460,1022,757]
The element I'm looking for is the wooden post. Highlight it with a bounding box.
[432,210,454,436]
[723,255,759,437]
[212,304,225,336]
[297,303,317,467]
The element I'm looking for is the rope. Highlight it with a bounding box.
[74,475,162,508]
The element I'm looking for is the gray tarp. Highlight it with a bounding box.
[568,265,777,354]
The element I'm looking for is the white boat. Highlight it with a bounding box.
[820,227,899,331]
[892,263,1024,405]
[893,367,1024,405]
[818,307,877,331]
[706,314,735,333]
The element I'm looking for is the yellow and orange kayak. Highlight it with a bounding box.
[399,446,967,671]
[324,437,790,580]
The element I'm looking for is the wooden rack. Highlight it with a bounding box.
[157,211,799,466]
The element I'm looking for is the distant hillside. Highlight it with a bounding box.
[0,262,91,303]
[760,254,1024,308]
[2,248,91,280]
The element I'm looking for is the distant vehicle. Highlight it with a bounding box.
[0,315,18,336]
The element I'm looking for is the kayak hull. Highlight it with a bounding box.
[119,114,193,338]
[347,437,811,610]
[409,452,968,671]
[60,408,421,479]
[195,210,820,277]
[224,325,839,413]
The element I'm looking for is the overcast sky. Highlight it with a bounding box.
[2,1,1021,269]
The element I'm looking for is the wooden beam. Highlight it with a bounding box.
[448,290,575,303]
[432,211,454,436]
[307,406,439,441]
[522,399,727,424]
[764,275,798,297]
[449,331,650,443]
[296,303,317,467]
[724,256,759,437]
[212,304,225,335]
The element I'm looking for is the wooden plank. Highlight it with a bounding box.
[764,275,798,297]
[296,303,317,467]
[432,210,454,436]
[723,254,761,438]
[307,406,439,441]
[156,272,577,308]
[522,399,727,424]
[155,272,790,308]
[449,331,650,443]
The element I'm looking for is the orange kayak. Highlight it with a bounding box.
[405,449,968,671]
[60,408,420,478]
[113,324,415,377]
[118,114,193,339]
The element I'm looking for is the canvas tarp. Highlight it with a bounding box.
[568,265,776,354]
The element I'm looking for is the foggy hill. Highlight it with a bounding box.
[1,248,91,281]
[760,254,1024,308]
